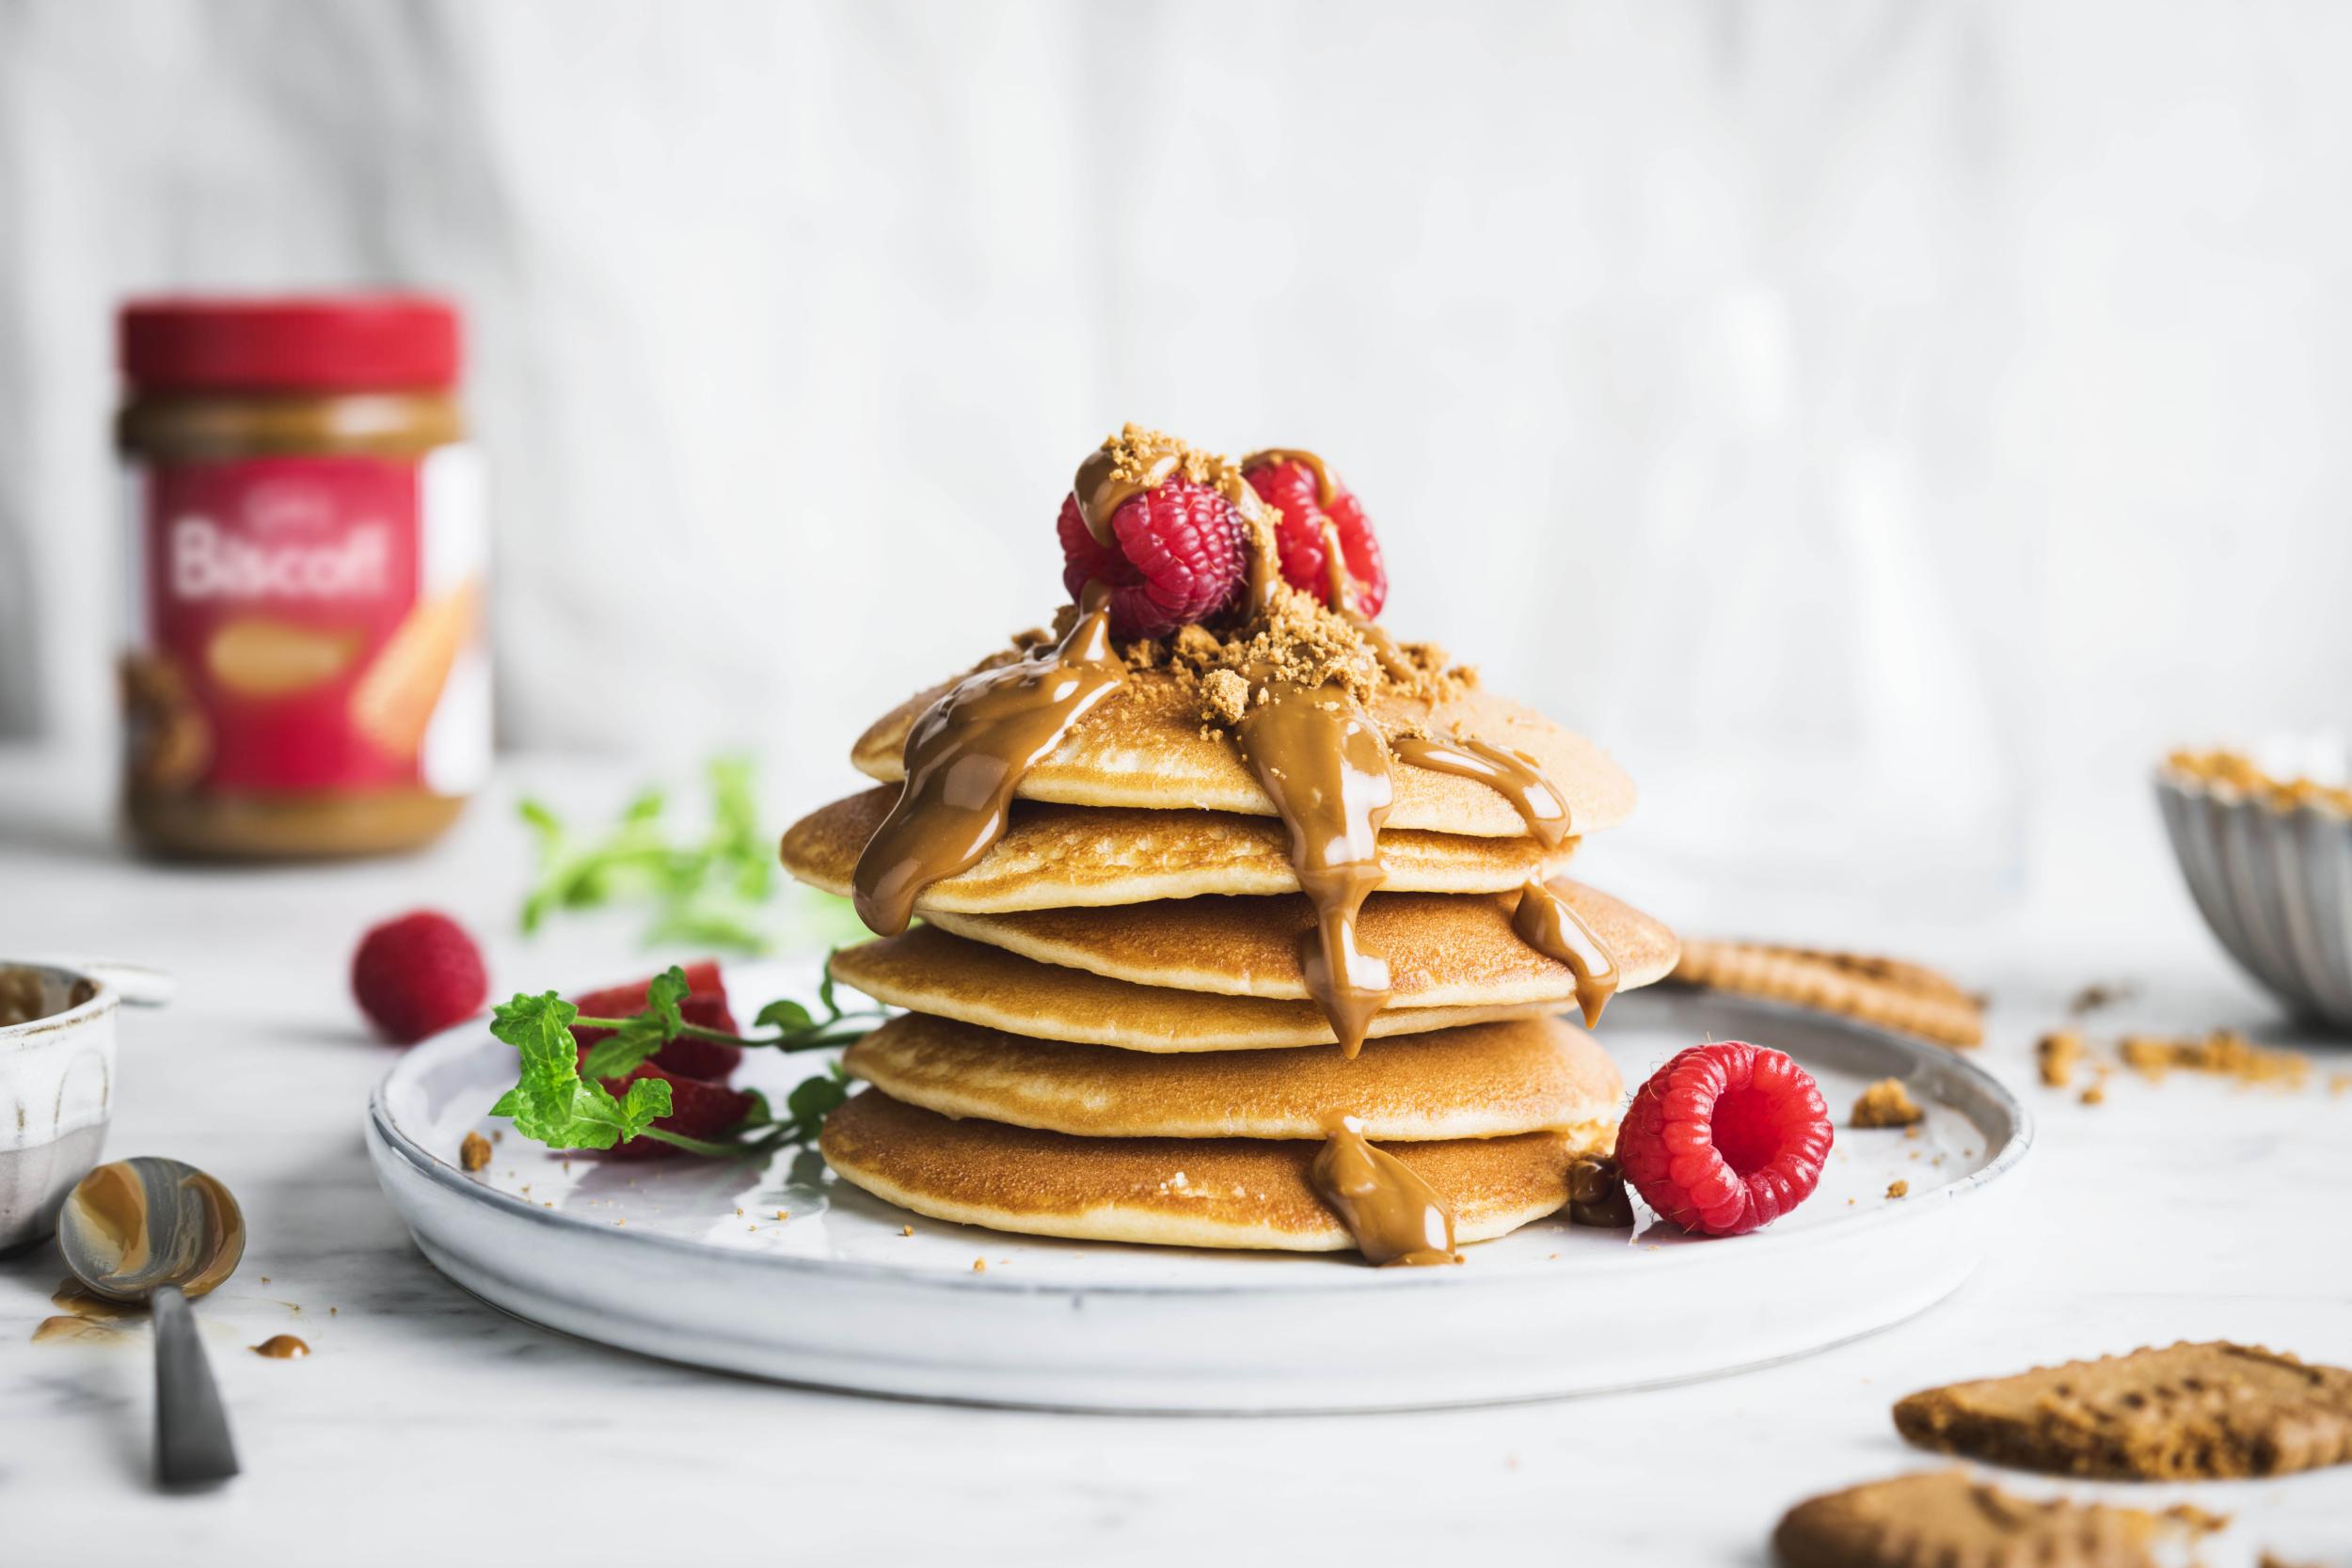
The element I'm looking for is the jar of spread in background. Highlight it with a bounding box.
[115,295,489,859]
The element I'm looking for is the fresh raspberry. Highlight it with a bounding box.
[1613,1040,1834,1237]
[1057,474,1246,639]
[1242,456,1388,618]
[570,960,741,1081]
[580,1052,758,1161]
[351,911,489,1045]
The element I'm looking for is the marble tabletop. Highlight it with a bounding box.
[2,745,2347,1567]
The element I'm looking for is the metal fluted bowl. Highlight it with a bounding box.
[2154,742,2352,1031]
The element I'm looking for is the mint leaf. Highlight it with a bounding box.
[578,966,690,1082]
[755,998,815,1033]
[784,1070,851,1140]
[487,991,676,1150]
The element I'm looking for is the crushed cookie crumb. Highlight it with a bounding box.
[2120,1029,2309,1089]
[2037,1030,2084,1088]
[1885,1180,1910,1199]
[2068,981,2133,1015]
[1850,1077,1924,1129]
[900,1225,914,1237]
[775,1209,788,1220]
[2161,1502,2229,1536]
[2080,1082,2106,1105]
[1200,667,1250,725]
[458,1130,492,1174]
[971,1259,987,1274]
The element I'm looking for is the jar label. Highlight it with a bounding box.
[122,448,489,798]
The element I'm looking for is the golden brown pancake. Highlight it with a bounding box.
[850,662,1634,838]
[844,1011,1624,1141]
[924,878,1677,1006]
[829,925,1570,1051]
[781,785,1581,912]
[820,1089,1605,1252]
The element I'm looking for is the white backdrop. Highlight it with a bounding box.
[5,0,2349,909]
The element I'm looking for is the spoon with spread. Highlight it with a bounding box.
[56,1157,246,1487]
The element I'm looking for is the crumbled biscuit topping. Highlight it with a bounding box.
[1850,1077,1925,1129]
[2168,748,2352,815]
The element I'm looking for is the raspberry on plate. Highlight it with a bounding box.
[1242,453,1388,618]
[351,910,489,1045]
[1057,474,1246,640]
[1613,1040,1833,1237]
[579,1051,758,1161]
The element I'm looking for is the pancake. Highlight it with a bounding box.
[925,878,1678,1006]
[820,1089,1604,1253]
[828,924,1562,1050]
[844,1011,1625,1141]
[781,786,1581,912]
[850,661,1635,838]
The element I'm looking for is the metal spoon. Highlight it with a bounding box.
[57,1157,246,1487]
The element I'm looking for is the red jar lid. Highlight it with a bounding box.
[120,294,462,392]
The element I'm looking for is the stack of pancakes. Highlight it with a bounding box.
[782,661,1680,1258]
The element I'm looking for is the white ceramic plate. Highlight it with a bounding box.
[366,970,2030,1412]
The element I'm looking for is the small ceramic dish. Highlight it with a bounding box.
[0,960,172,1253]
[2155,736,2352,1032]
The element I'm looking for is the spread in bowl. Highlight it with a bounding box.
[116,295,488,859]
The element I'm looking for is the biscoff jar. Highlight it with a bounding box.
[116,295,488,858]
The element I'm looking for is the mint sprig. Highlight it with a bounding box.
[487,992,675,1150]
[485,960,879,1159]
[518,757,867,956]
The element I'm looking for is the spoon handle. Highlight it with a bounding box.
[151,1284,239,1486]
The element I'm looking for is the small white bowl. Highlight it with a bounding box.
[0,960,171,1253]
[2154,738,2352,1032]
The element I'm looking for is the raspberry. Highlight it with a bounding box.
[579,1052,758,1161]
[1057,474,1246,639]
[1613,1040,1834,1237]
[1242,456,1388,618]
[351,911,489,1045]
[570,960,740,1081]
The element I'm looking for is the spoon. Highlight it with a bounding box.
[57,1157,246,1487]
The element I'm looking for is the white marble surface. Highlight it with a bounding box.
[3,746,2350,1566]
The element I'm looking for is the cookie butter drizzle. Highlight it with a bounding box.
[1310,1116,1458,1266]
[850,578,1126,935]
[1389,736,1572,848]
[1235,670,1396,1056]
[1386,716,1618,1027]
[1512,878,1619,1028]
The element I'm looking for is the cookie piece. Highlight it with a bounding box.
[1894,1342,2352,1480]
[1669,940,1984,1049]
[1851,1078,1924,1129]
[1772,1470,2158,1568]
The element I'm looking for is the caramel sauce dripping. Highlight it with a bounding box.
[1241,447,1340,507]
[1512,878,1619,1028]
[1311,1116,1459,1266]
[251,1334,310,1358]
[1234,673,1396,1055]
[1390,735,1572,849]
[851,578,1127,935]
[1565,1154,1635,1227]
[1073,443,1184,547]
